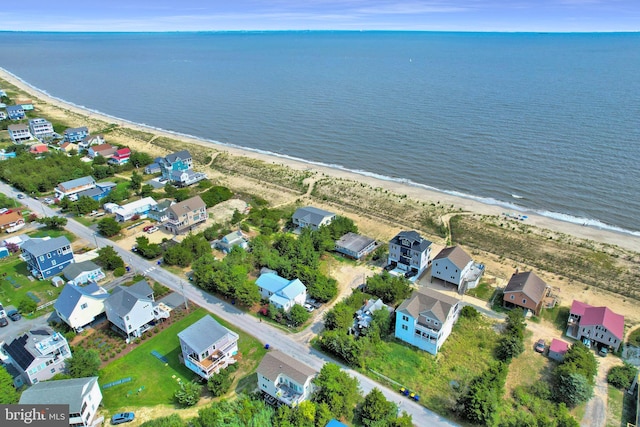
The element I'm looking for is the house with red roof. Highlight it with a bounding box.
[108,148,131,165]
[29,144,49,155]
[566,300,624,352]
[548,339,569,362]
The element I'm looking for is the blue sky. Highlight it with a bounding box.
[1,0,638,32]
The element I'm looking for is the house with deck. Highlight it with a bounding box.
[62,260,105,284]
[54,282,109,331]
[64,126,89,143]
[292,206,336,231]
[113,197,158,222]
[257,350,317,407]
[387,230,432,278]
[335,232,378,260]
[104,280,169,339]
[394,287,461,355]
[21,236,74,279]
[28,118,54,140]
[88,143,117,159]
[78,134,105,150]
[178,315,239,380]
[16,99,34,110]
[75,181,116,201]
[0,210,25,233]
[160,150,193,178]
[566,300,624,352]
[19,376,102,427]
[2,328,72,385]
[55,176,97,200]
[502,271,548,316]
[108,147,131,165]
[8,124,32,143]
[256,272,307,312]
[215,230,249,253]
[431,246,484,293]
[164,195,207,234]
[6,105,25,120]
[148,199,174,222]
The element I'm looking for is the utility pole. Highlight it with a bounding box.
[181,281,189,310]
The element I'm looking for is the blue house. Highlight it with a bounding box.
[75,182,116,201]
[256,272,307,312]
[64,127,89,143]
[160,150,193,179]
[21,236,75,279]
[6,105,25,120]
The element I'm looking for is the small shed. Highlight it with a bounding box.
[0,247,9,259]
[548,338,569,362]
[51,276,65,288]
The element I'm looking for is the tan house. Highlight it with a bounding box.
[60,141,79,153]
[164,195,207,234]
[0,211,25,233]
[502,271,548,316]
[88,143,117,159]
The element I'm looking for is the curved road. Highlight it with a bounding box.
[6,185,458,427]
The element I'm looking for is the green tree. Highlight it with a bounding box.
[92,155,107,165]
[457,362,507,426]
[0,365,19,404]
[554,370,593,407]
[67,348,101,378]
[207,366,234,397]
[174,380,202,407]
[139,184,154,197]
[74,196,100,215]
[18,298,37,314]
[36,215,68,229]
[288,303,310,326]
[139,414,185,427]
[365,272,412,304]
[129,152,153,168]
[96,245,125,270]
[163,245,193,267]
[497,333,525,361]
[460,305,480,319]
[130,171,143,192]
[234,280,261,306]
[359,388,397,426]
[97,217,121,237]
[200,186,233,208]
[324,302,354,331]
[607,363,638,389]
[231,209,244,225]
[313,363,361,420]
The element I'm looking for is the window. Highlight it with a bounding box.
[522,299,527,304]
[80,303,88,310]
[126,315,130,321]
[402,315,409,322]
[510,295,514,300]
[51,368,56,374]
[39,256,44,261]
[401,325,408,331]
[47,253,52,259]
[52,260,57,266]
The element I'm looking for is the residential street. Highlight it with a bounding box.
[4,185,460,427]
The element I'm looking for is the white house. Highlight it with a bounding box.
[28,118,55,140]
[113,197,158,222]
[7,124,33,144]
[431,246,484,292]
[55,176,97,200]
[292,206,336,231]
[104,280,169,339]
[62,260,105,285]
[19,376,102,427]
[394,287,461,355]
[257,350,317,407]
[256,272,307,312]
[54,282,109,331]
[215,230,249,253]
[177,315,239,380]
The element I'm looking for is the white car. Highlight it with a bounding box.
[304,303,315,313]
[146,226,159,234]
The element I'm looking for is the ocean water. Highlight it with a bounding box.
[1,31,639,235]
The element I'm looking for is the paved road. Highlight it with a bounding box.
[3,184,459,426]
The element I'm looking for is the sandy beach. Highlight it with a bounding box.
[2,67,638,253]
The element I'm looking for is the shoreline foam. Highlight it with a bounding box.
[2,67,639,252]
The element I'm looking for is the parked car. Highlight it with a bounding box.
[582,337,591,349]
[7,309,21,321]
[146,226,159,234]
[303,303,315,313]
[111,412,135,425]
[598,346,609,357]
[43,198,54,205]
[16,193,25,199]
[534,339,546,353]
[0,317,8,327]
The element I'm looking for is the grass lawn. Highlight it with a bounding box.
[99,307,267,411]
[607,385,624,427]
[541,305,570,332]
[362,315,500,416]
[27,228,77,242]
[0,255,61,310]
[504,342,553,396]
[465,281,494,301]
[74,215,100,228]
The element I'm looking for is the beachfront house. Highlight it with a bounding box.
[177,315,239,380]
[54,176,97,200]
[502,271,548,316]
[104,280,170,339]
[394,287,462,355]
[62,260,105,284]
[0,210,26,233]
[54,282,109,331]
[108,147,131,165]
[19,376,102,427]
[8,124,33,143]
[164,195,207,234]
[292,206,336,231]
[387,230,432,278]
[160,150,193,178]
[566,300,624,352]
[148,199,174,222]
[78,134,105,150]
[64,126,89,143]
[88,143,117,159]
[256,272,307,312]
[6,105,25,120]
[215,230,249,253]
[171,169,208,187]
[335,232,378,260]
[2,328,72,386]
[113,197,158,222]
[21,236,74,279]
[257,350,317,407]
[431,246,485,293]
[16,100,34,110]
[75,181,116,201]
[28,118,55,140]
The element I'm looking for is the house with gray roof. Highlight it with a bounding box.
[178,315,239,380]
[431,246,485,293]
[292,206,336,231]
[387,230,432,278]
[62,260,105,285]
[104,280,169,339]
[63,126,89,143]
[75,181,116,202]
[215,230,249,253]
[148,199,174,222]
[54,282,109,331]
[257,350,317,407]
[19,376,102,427]
[164,195,207,234]
[8,123,32,143]
[55,176,97,200]
[394,287,461,355]
[2,328,72,385]
[21,236,74,279]
[335,232,378,259]
[503,271,548,316]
